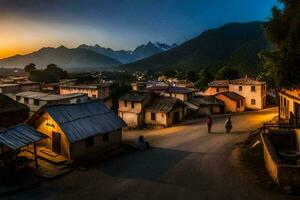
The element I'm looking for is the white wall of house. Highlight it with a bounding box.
[229,84,266,110]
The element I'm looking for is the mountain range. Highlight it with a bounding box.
[78,42,177,63]
[0,22,270,74]
[0,42,177,71]
[121,22,271,76]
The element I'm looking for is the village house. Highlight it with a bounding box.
[0,94,29,128]
[144,96,185,127]
[187,96,224,117]
[229,77,266,110]
[165,86,193,102]
[43,79,78,94]
[13,91,88,112]
[59,83,111,107]
[279,89,300,126]
[0,82,41,94]
[204,80,229,96]
[118,91,152,128]
[131,82,148,91]
[215,92,245,113]
[27,101,125,163]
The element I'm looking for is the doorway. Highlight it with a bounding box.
[173,111,180,123]
[295,103,300,128]
[52,131,61,154]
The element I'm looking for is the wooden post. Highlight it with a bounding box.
[33,143,38,170]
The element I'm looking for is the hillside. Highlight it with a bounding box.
[121,22,270,76]
[0,46,121,71]
[78,42,177,63]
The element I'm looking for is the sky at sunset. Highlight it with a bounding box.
[0,0,280,59]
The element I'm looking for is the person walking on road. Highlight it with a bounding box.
[207,116,212,133]
[225,117,232,133]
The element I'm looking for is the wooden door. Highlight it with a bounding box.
[52,131,61,154]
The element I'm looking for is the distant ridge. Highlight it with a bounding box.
[0,46,121,71]
[78,42,177,63]
[121,22,270,76]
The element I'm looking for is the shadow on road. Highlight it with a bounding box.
[97,148,190,181]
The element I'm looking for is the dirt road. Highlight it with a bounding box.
[5,108,298,200]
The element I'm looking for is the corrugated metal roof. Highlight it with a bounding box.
[45,101,125,143]
[15,91,86,101]
[216,92,245,101]
[166,86,192,94]
[120,91,152,102]
[0,124,46,150]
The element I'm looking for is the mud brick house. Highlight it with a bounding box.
[144,96,185,127]
[215,92,245,113]
[187,96,224,116]
[14,91,88,112]
[59,83,110,100]
[204,80,230,96]
[118,91,152,128]
[165,86,193,102]
[28,101,125,163]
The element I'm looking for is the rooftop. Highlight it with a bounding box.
[37,101,125,143]
[60,83,110,89]
[208,80,229,87]
[229,78,265,85]
[15,91,86,101]
[166,86,192,94]
[217,92,245,101]
[0,124,46,150]
[280,89,300,101]
[145,96,181,113]
[120,91,152,102]
[190,96,224,106]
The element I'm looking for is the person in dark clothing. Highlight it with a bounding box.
[207,116,212,133]
[225,117,232,133]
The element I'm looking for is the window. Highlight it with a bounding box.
[216,88,219,92]
[33,99,39,106]
[239,86,242,91]
[124,101,128,107]
[102,133,109,142]
[24,98,29,104]
[85,136,94,148]
[151,113,156,121]
[251,86,256,92]
[16,96,21,101]
[131,102,135,109]
[251,99,256,105]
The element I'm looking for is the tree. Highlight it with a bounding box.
[45,63,68,79]
[261,0,300,88]
[187,71,198,82]
[215,66,240,80]
[194,69,213,90]
[109,81,131,111]
[24,63,36,73]
[29,64,69,83]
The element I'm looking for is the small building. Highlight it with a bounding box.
[0,124,46,174]
[118,91,152,128]
[0,81,41,94]
[188,96,224,116]
[144,96,185,127]
[279,89,300,126]
[14,91,88,112]
[43,79,77,94]
[131,82,147,91]
[165,86,193,102]
[0,94,29,128]
[229,77,266,110]
[59,83,110,101]
[204,80,229,96]
[215,92,245,113]
[27,101,125,163]
[0,84,20,94]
